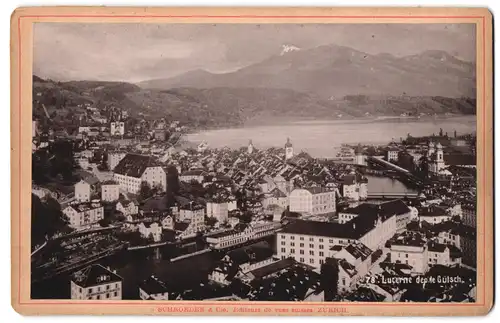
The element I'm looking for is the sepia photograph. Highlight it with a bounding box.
[11,6,493,316]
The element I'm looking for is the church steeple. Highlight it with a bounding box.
[247,139,254,154]
[285,138,294,160]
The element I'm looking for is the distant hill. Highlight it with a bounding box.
[137,45,476,99]
[32,76,476,130]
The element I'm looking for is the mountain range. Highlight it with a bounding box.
[137,44,476,98]
[32,44,476,129]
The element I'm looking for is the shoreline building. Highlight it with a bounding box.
[71,264,123,300]
[63,200,104,229]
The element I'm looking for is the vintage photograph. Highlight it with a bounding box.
[30,22,478,303]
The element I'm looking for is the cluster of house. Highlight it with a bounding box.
[385,135,476,177]
[39,129,475,302]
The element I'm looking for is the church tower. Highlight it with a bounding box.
[285,138,294,160]
[427,141,435,157]
[247,139,254,154]
[435,142,445,171]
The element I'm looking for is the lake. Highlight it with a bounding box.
[185,116,476,158]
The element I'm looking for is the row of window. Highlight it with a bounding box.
[77,291,119,300]
[281,241,326,249]
[280,235,353,245]
[280,248,325,257]
[281,235,328,243]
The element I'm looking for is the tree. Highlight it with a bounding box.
[206,217,218,228]
[165,165,180,206]
[139,181,153,200]
[98,218,112,227]
[31,194,70,248]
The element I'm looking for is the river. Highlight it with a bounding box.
[185,116,476,158]
[365,175,418,195]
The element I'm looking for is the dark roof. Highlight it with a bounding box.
[269,188,287,198]
[391,232,427,247]
[72,264,122,288]
[281,213,385,240]
[209,229,239,239]
[338,259,357,277]
[174,221,190,232]
[141,196,169,212]
[430,221,476,240]
[226,241,273,265]
[444,154,476,166]
[345,242,373,261]
[181,169,206,176]
[139,276,168,295]
[101,180,119,185]
[113,153,159,178]
[250,258,296,279]
[343,200,410,218]
[302,186,334,195]
[418,206,447,217]
[427,242,447,252]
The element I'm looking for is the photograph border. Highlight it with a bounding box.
[11,6,494,316]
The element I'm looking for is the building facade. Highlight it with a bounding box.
[70,265,123,300]
[289,187,336,215]
[75,180,91,203]
[101,182,120,202]
[206,201,229,224]
[110,121,125,136]
[63,201,104,228]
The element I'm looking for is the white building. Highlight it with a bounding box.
[113,154,167,194]
[340,173,368,201]
[63,201,104,228]
[262,188,289,209]
[139,276,169,300]
[75,180,91,202]
[339,200,412,232]
[277,208,397,268]
[462,203,476,228]
[71,264,123,300]
[179,204,205,223]
[107,151,127,171]
[116,200,139,216]
[110,121,125,136]
[101,181,120,202]
[289,187,336,215]
[206,201,229,224]
[179,169,207,183]
[418,206,451,225]
[138,222,162,242]
[427,242,462,267]
[330,242,373,293]
[387,147,399,162]
[390,232,428,274]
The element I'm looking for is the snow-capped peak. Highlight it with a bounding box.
[280,44,301,56]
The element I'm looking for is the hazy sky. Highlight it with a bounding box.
[33,23,476,83]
